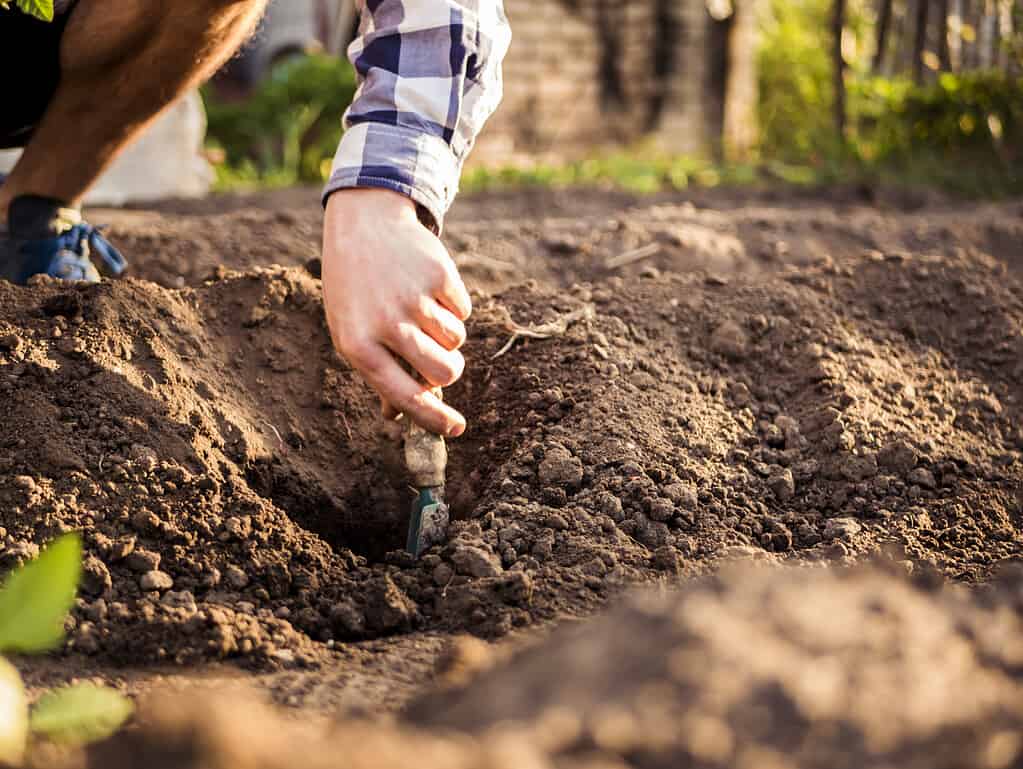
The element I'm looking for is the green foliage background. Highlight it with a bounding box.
[757,0,1023,194]
[0,0,55,22]
[203,54,357,188]
[204,2,1023,196]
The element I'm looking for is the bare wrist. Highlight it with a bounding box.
[325,187,418,225]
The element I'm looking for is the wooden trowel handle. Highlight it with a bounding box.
[404,387,447,488]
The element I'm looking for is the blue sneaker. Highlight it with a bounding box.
[0,196,127,285]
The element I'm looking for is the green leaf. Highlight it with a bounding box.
[30,684,133,746]
[14,0,53,21]
[0,534,81,654]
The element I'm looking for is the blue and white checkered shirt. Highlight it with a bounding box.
[323,0,511,230]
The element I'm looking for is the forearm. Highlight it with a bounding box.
[323,0,511,230]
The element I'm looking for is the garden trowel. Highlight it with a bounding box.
[404,388,450,558]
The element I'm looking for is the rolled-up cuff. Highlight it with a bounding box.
[322,122,461,233]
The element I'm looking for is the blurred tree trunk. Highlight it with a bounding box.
[895,0,916,74]
[652,0,709,155]
[938,0,952,69]
[833,0,847,140]
[873,0,894,72]
[912,0,930,82]
[722,0,759,161]
[979,0,996,67]
[963,0,979,69]
[996,0,1013,70]
[949,0,963,70]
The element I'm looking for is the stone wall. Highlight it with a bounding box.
[473,0,722,163]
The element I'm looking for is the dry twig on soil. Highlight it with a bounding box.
[456,254,518,272]
[491,305,595,359]
[261,421,286,451]
[604,242,660,270]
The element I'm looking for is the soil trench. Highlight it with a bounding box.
[1,188,1021,765]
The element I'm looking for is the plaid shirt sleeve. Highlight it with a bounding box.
[322,0,511,231]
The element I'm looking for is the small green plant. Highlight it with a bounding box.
[0,534,133,765]
[0,0,54,22]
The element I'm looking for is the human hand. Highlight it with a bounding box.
[321,188,471,437]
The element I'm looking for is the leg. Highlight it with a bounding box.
[0,0,268,218]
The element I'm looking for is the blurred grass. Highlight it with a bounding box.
[462,150,758,195]
[458,145,1021,199]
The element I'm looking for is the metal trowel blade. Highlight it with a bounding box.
[406,487,449,558]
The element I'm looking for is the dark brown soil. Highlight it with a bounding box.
[2,186,1022,767]
[50,563,1023,769]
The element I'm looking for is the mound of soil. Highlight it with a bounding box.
[1,198,1020,667]
[54,563,1023,769]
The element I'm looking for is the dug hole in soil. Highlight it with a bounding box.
[1,187,1022,768]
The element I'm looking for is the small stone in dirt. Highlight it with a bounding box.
[329,601,366,637]
[543,513,569,531]
[131,509,161,534]
[647,497,675,522]
[128,444,159,474]
[104,536,136,562]
[225,565,250,590]
[531,532,555,562]
[651,545,682,574]
[80,557,111,598]
[541,487,568,507]
[729,382,752,406]
[767,468,796,502]
[161,590,197,614]
[775,414,801,442]
[451,545,503,578]
[140,570,174,592]
[247,305,271,326]
[365,576,417,633]
[841,453,879,482]
[12,475,37,493]
[709,320,749,361]
[793,459,820,482]
[497,524,524,548]
[74,622,100,655]
[763,423,785,448]
[201,567,221,589]
[907,467,937,490]
[762,517,794,551]
[633,514,671,549]
[220,516,252,541]
[270,648,297,666]
[0,333,24,353]
[878,439,919,475]
[592,491,625,522]
[824,517,862,540]
[0,542,39,570]
[663,482,698,510]
[538,447,584,489]
[125,549,161,573]
[970,394,1003,415]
